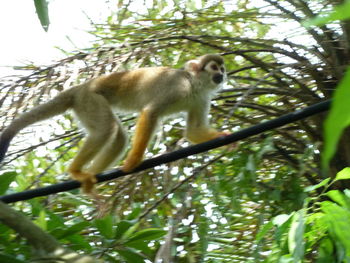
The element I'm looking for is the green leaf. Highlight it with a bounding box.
[304,178,331,193]
[34,0,50,31]
[65,234,92,250]
[256,221,274,242]
[115,220,135,240]
[55,221,90,239]
[273,214,292,226]
[334,167,350,181]
[326,190,350,209]
[126,241,152,255]
[127,204,142,220]
[306,212,328,240]
[0,254,25,263]
[34,210,47,230]
[46,210,65,231]
[304,1,350,27]
[279,255,294,263]
[198,220,209,254]
[323,68,350,169]
[0,171,17,195]
[317,238,335,263]
[288,211,305,262]
[29,199,45,217]
[116,248,147,263]
[124,228,166,245]
[321,201,350,256]
[94,215,114,239]
[273,214,293,249]
[246,155,256,173]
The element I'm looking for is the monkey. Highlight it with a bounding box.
[0,54,228,194]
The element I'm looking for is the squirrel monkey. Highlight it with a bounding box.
[0,54,227,194]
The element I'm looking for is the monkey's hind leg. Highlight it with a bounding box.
[68,92,120,194]
[68,135,103,194]
[87,118,128,175]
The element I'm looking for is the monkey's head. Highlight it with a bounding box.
[184,54,226,88]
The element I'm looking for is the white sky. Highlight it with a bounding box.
[0,0,113,77]
[0,1,307,79]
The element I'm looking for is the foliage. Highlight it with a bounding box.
[257,4,350,262]
[33,0,49,31]
[0,178,166,262]
[1,0,350,262]
[305,2,350,170]
[257,167,350,262]
[304,0,350,27]
[323,67,350,169]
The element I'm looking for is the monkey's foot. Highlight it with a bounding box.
[218,131,239,150]
[122,156,142,173]
[70,170,97,194]
[217,131,231,137]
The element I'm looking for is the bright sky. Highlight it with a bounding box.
[0,0,113,77]
[0,1,305,79]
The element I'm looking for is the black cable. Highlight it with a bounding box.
[0,99,331,204]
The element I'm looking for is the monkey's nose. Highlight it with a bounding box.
[213,74,223,84]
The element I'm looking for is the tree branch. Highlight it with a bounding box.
[0,201,99,262]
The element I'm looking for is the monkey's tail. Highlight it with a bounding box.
[0,87,76,163]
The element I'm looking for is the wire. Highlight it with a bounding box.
[0,99,331,204]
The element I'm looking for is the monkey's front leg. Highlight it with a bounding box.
[122,108,158,172]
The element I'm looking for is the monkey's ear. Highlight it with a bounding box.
[184,59,201,73]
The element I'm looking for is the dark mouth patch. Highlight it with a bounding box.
[213,74,223,84]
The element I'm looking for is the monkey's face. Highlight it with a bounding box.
[184,54,226,88]
[204,60,226,85]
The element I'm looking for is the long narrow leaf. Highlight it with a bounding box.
[323,68,350,169]
[34,0,50,31]
[303,1,350,27]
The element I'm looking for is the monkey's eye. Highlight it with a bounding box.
[220,67,225,72]
[211,64,219,71]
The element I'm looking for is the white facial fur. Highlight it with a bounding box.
[203,60,226,85]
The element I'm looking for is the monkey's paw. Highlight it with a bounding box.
[122,156,142,173]
[218,131,231,137]
[70,170,97,194]
[218,131,239,150]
